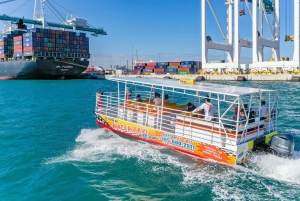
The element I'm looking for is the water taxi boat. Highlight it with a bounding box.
[94,77,293,165]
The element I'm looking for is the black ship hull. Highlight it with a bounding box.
[0,60,89,79]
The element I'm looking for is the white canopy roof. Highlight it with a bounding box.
[108,77,275,96]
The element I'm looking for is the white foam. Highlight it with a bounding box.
[44,128,300,200]
[246,153,300,185]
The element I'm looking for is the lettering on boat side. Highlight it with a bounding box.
[112,123,147,136]
[97,115,108,126]
[162,133,195,150]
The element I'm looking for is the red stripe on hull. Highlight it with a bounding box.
[0,76,17,80]
[95,119,222,163]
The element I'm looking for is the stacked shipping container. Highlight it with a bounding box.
[0,28,89,59]
[133,63,146,74]
[0,30,24,59]
[13,36,23,57]
[178,61,196,74]
[22,28,89,56]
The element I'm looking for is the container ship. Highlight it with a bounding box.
[0,0,106,80]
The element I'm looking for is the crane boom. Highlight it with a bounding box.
[0,0,15,4]
[0,14,107,36]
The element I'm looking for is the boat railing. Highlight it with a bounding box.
[95,93,277,152]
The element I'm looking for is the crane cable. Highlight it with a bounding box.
[1,0,33,26]
[44,0,65,24]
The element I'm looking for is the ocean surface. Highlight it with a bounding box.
[1,79,300,201]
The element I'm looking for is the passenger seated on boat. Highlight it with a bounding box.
[153,93,162,105]
[192,97,215,121]
[164,94,169,103]
[239,109,247,127]
[186,102,196,112]
[135,94,142,102]
[126,89,132,100]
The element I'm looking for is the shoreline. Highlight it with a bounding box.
[98,74,300,82]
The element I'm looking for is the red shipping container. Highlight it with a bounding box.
[147,62,157,66]
[154,68,165,72]
[136,63,146,66]
[24,46,34,52]
[0,42,4,46]
[145,66,155,70]
[14,44,23,49]
[178,67,190,72]
[0,54,5,58]
[169,62,181,66]
[13,36,23,42]
[14,48,23,53]
[132,69,141,73]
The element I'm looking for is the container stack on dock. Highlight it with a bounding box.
[166,62,180,74]
[132,63,145,74]
[0,30,24,59]
[178,61,196,74]
[154,62,168,74]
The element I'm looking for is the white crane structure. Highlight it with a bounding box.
[201,0,300,73]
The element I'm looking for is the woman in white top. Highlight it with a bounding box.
[153,93,162,105]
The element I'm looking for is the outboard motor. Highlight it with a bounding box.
[270,134,294,157]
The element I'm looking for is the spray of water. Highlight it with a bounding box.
[45,128,300,200]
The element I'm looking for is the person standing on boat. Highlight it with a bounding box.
[164,94,169,103]
[252,100,267,120]
[153,93,162,105]
[135,94,142,102]
[192,97,215,121]
[260,101,267,120]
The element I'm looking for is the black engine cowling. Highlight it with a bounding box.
[270,134,294,157]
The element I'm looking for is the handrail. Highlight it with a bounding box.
[95,93,277,149]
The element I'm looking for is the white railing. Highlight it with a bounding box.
[95,93,277,152]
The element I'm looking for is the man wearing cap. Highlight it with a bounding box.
[192,97,215,121]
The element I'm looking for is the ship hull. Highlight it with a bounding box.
[95,114,242,165]
[0,60,89,79]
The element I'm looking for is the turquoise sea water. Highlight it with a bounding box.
[1,79,300,200]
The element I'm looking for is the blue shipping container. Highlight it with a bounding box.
[0,50,9,54]
[143,69,153,73]
[23,42,37,47]
[14,41,22,45]
[180,61,195,65]
[0,37,8,42]
[23,32,37,38]
[157,62,169,66]
[156,65,167,68]
[14,53,23,57]
[134,66,144,69]
[23,37,36,42]
[180,64,192,68]
[27,28,41,33]
[23,51,34,56]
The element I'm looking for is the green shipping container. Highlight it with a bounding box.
[167,66,178,69]
[177,72,190,75]
[47,43,53,47]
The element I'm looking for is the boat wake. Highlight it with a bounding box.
[244,152,300,185]
[45,128,300,200]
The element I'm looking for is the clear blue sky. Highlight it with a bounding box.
[0,0,295,67]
